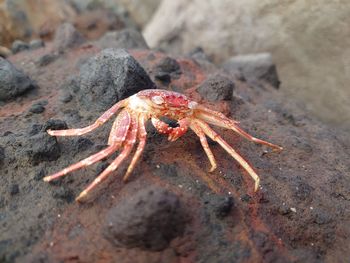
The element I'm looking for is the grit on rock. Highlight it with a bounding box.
[0,24,349,263]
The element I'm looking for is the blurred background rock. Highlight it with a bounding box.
[1,0,349,132]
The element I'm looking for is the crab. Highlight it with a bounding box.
[44,89,282,201]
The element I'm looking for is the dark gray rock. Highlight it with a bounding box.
[197,74,234,101]
[42,119,68,132]
[29,39,45,50]
[72,137,94,154]
[0,58,36,101]
[214,196,234,219]
[104,186,188,251]
[28,103,45,114]
[11,40,29,54]
[59,92,73,103]
[95,28,149,50]
[222,53,280,89]
[26,133,60,165]
[35,53,58,67]
[53,23,85,52]
[52,187,74,203]
[28,124,43,136]
[76,48,155,112]
[154,56,181,83]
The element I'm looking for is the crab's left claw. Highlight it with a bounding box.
[168,118,190,142]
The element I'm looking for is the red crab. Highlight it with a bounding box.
[44,89,282,201]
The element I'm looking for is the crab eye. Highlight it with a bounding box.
[188,101,198,109]
[152,95,164,105]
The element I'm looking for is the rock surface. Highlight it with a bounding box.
[143,0,350,131]
[197,74,234,101]
[0,57,36,101]
[104,186,187,251]
[0,22,349,263]
[75,48,155,112]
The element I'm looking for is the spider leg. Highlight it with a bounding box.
[43,110,131,182]
[123,115,147,182]
[196,109,282,151]
[194,119,260,191]
[76,115,138,201]
[47,99,126,136]
[190,122,217,172]
[151,117,189,142]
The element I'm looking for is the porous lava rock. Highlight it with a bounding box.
[0,57,36,101]
[104,186,188,251]
[75,48,155,113]
[197,73,234,101]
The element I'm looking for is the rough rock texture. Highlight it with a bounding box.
[11,40,29,54]
[0,24,349,263]
[104,186,187,251]
[144,0,350,131]
[197,74,234,101]
[74,48,155,112]
[0,57,36,101]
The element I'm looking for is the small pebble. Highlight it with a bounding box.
[36,53,58,67]
[240,194,252,203]
[290,207,297,213]
[29,39,45,50]
[11,40,29,54]
[29,103,45,114]
[60,92,73,103]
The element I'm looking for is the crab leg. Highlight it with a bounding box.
[190,122,217,172]
[196,110,282,151]
[47,99,126,136]
[108,109,132,145]
[76,115,138,201]
[151,117,189,141]
[43,110,131,182]
[43,145,120,182]
[196,105,240,124]
[194,119,260,191]
[123,115,147,182]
